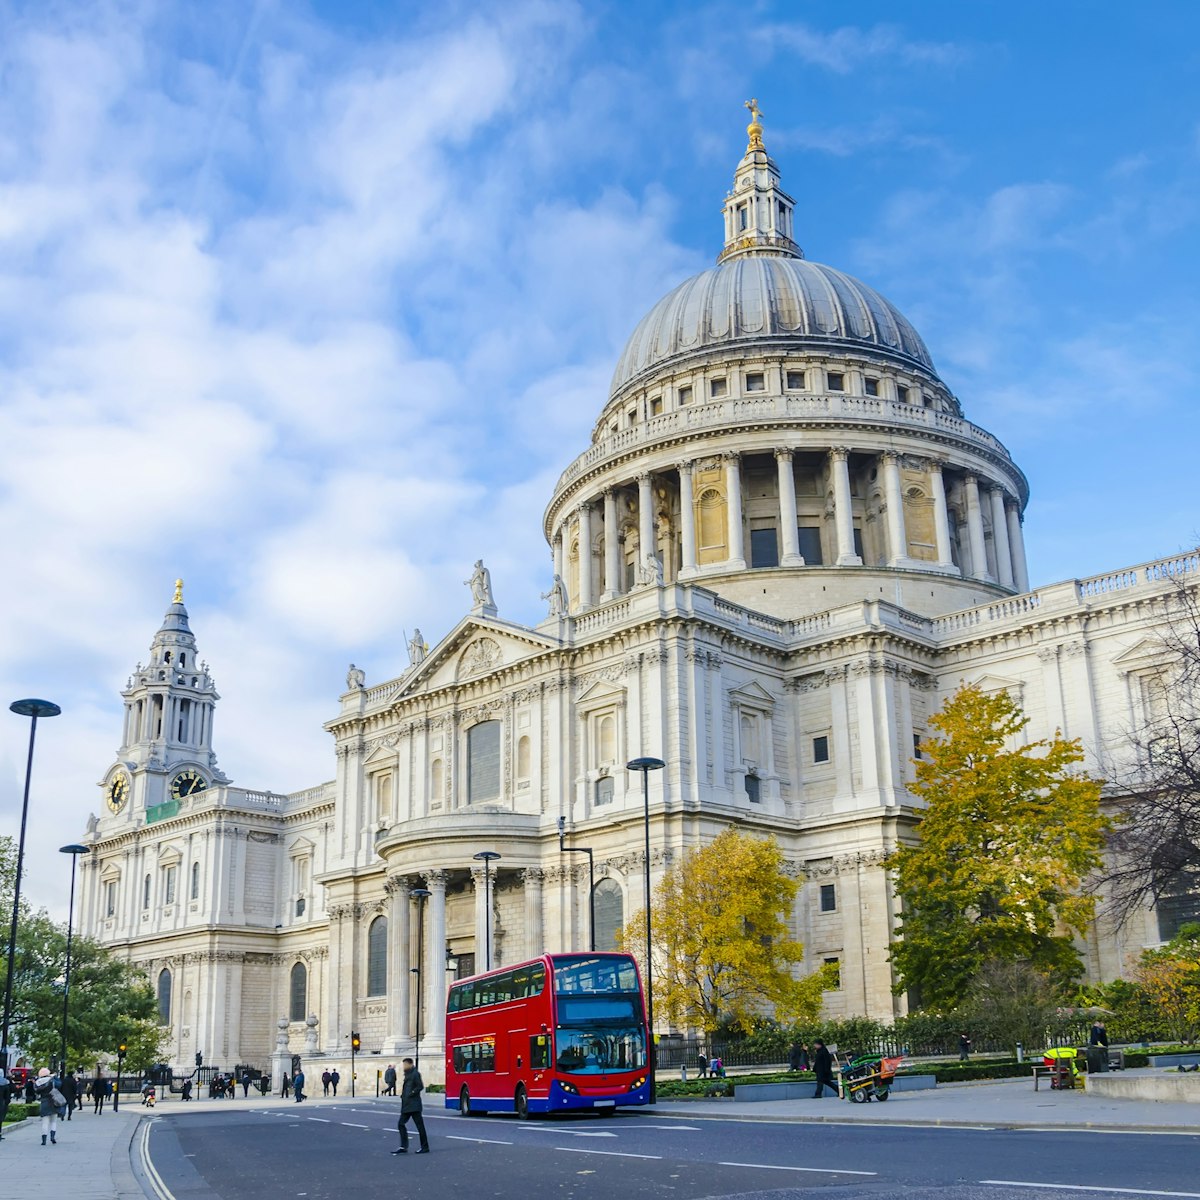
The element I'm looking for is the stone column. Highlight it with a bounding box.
[386,876,410,1047]
[963,474,990,581]
[524,867,544,963]
[602,488,621,601]
[881,452,908,566]
[775,448,803,565]
[637,473,655,567]
[724,452,746,569]
[472,865,491,972]
[678,462,697,577]
[928,460,955,569]
[989,487,1015,588]
[552,530,564,585]
[1006,500,1030,593]
[830,448,861,565]
[576,503,593,608]
[427,871,448,1046]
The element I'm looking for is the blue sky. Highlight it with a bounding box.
[3,0,1199,915]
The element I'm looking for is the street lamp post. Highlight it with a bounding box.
[58,844,90,1076]
[2,699,61,1071]
[472,851,501,972]
[410,888,430,1070]
[626,756,665,1103]
[556,817,595,952]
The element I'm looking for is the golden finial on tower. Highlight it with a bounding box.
[744,97,764,149]
[173,578,184,605]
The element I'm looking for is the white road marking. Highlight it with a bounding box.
[573,1132,618,1138]
[445,1134,514,1145]
[719,1160,877,1177]
[306,1117,331,1123]
[556,1147,661,1160]
[340,1122,369,1129]
[981,1182,1200,1198]
[636,1124,700,1131]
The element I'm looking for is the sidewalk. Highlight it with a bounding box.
[3,1072,1197,1200]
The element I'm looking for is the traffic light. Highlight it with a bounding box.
[195,1051,203,1068]
[351,1032,361,1052]
[117,1042,127,1059]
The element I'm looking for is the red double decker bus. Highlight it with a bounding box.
[445,952,650,1117]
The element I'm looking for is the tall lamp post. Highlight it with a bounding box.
[58,844,90,1075]
[2,698,61,1070]
[556,817,595,952]
[472,851,501,972]
[410,887,430,1069]
[626,756,665,1103]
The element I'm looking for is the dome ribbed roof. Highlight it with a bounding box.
[610,255,934,397]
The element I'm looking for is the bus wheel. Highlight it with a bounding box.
[514,1085,529,1120]
[459,1087,471,1117]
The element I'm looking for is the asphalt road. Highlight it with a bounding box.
[141,1099,1200,1200]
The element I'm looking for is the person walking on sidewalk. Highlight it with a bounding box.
[92,1076,111,1114]
[390,1058,429,1155]
[34,1067,63,1146]
[293,1068,306,1103]
[60,1070,78,1119]
[383,1064,397,1096]
[321,1069,331,1097]
[958,1032,972,1061]
[811,1041,839,1098]
[0,1067,11,1139]
[330,1069,340,1097]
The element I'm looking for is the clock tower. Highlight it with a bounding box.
[101,581,229,822]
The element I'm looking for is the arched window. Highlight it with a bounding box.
[430,758,444,800]
[367,916,388,997]
[598,715,616,765]
[143,874,152,910]
[516,736,531,782]
[190,861,200,900]
[157,968,172,1025]
[740,713,759,763]
[594,879,624,952]
[289,962,307,1022]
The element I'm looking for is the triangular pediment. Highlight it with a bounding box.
[399,616,562,697]
[576,678,627,707]
[1112,637,1170,671]
[288,835,316,857]
[958,672,1025,699]
[729,680,775,706]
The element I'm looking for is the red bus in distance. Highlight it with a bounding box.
[445,952,650,1117]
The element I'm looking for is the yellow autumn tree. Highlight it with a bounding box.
[619,828,827,1034]
[890,684,1108,1010]
[1133,925,1200,1044]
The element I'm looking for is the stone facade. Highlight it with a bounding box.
[79,116,1197,1083]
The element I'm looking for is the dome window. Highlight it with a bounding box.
[649,396,663,416]
[678,385,693,405]
[786,370,805,390]
[710,377,728,398]
[864,377,879,397]
[896,384,910,404]
[745,372,765,392]
[826,371,845,392]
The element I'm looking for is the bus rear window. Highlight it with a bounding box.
[552,955,639,994]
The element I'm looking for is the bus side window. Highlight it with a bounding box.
[530,1035,550,1070]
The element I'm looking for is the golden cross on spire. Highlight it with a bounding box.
[744,97,764,149]
[174,578,184,604]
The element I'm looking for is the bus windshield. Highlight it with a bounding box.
[555,1024,647,1074]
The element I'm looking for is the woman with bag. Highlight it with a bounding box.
[34,1067,65,1146]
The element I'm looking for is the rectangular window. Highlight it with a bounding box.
[649,396,663,416]
[824,957,842,989]
[896,384,910,404]
[737,203,748,230]
[864,377,879,397]
[105,881,117,918]
[164,866,177,906]
[820,883,836,912]
[594,776,614,806]
[467,721,502,804]
[812,735,830,764]
[745,372,765,392]
[678,385,692,405]
[786,370,805,390]
[853,526,864,559]
[797,526,823,564]
[750,527,779,568]
[710,377,728,398]
[744,774,761,803]
[913,732,923,760]
[627,407,637,425]
[826,371,844,392]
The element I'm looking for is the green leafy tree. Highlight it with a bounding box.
[962,959,1065,1053]
[0,835,163,1069]
[890,685,1108,1010]
[1132,923,1200,1044]
[620,828,829,1034]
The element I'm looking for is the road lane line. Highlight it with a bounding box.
[445,1135,514,1146]
[719,1160,877,1177]
[341,1122,369,1128]
[139,1122,178,1200]
[556,1147,660,1159]
[981,1182,1200,1198]
[307,1117,331,1122]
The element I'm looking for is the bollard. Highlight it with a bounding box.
[680,1064,687,1081]
[1016,1042,1024,1063]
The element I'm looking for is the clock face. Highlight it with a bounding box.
[171,769,207,800]
[107,772,130,813]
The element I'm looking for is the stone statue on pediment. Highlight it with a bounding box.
[542,574,568,616]
[466,560,497,616]
[346,663,366,690]
[408,629,427,666]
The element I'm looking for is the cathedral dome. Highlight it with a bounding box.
[610,255,934,398]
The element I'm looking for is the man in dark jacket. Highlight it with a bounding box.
[60,1071,78,1118]
[391,1058,429,1154]
[0,1067,11,1138]
[811,1040,838,1098]
[383,1064,397,1096]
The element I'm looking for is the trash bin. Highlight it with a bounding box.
[1085,1046,1108,1074]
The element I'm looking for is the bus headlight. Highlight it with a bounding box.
[631,1076,647,1090]
[558,1080,579,1095]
